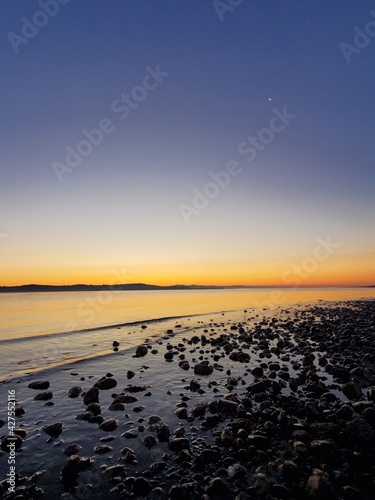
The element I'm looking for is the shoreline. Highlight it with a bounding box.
[1,299,375,498]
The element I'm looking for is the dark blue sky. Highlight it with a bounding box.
[1,1,374,285]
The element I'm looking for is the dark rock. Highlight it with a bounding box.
[94,445,112,454]
[179,360,190,370]
[34,391,53,401]
[175,408,188,419]
[86,402,101,415]
[347,417,374,443]
[342,382,361,400]
[83,387,99,405]
[75,411,93,422]
[194,361,213,375]
[156,422,170,442]
[68,386,82,398]
[190,402,206,417]
[306,475,333,499]
[122,429,138,439]
[99,418,119,432]
[133,477,150,496]
[135,345,148,357]
[143,435,157,449]
[229,351,250,363]
[207,477,229,496]
[113,341,119,347]
[168,438,190,452]
[43,422,63,437]
[28,381,50,390]
[127,370,135,379]
[63,444,82,456]
[94,377,117,390]
[15,406,25,417]
[125,385,148,393]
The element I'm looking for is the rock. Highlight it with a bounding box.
[156,422,170,442]
[342,382,361,400]
[34,391,53,401]
[63,444,82,456]
[108,402,125,411]
[60,455,91,491]
[94,445,112,454]
[15,406,25,417]
[115,394,138,403]
[347,417,374,443]
[94,377,117,390]
[179,360,190,370]
[251,366,264,377]
[133,405,145,413]
[279,460,301,483]
[310,440,341,464]
[99,418,118,432]
[168,438,190,452]
[149,415,162,424]
[143,435,157,449]
[194,361,213,375]
[83,387,99,405]
[229,351,250,363]
[28,381,50,390]
[175,408,188,419]
[127,370,135,379]
[306,475,333,499]
[207,477,229,496]
[125,385,148,393]
[75,411,93,422]
[113,341,119,347]
[86,403,101,415]
[169,481,203,499]
[122,429,138,439]
[135,345,148,357]
[190,402,206,417]
[68,386,82,398]
[133,477,150,496]
[164,352,174,360]
[43,422,63,437]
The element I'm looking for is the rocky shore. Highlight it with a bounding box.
[1,299,375,499]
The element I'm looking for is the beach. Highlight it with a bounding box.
[1,297,375,499]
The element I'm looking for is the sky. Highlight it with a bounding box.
[1,0,374,287]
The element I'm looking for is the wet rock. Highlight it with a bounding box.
[83,387,99,405]
[86,402,101,415]
[115,394,138,403]
[68,386,82,398]
[60,455,91,492]
[127,370,135,379]
[143,435,157,449]
[179,360,190,370]
[342,382,361,400]
[28,381,50,390]
[75,411,93,422]
[135,345,148,357]
[347,417,374,444]
[94,377,117,390]
[43,422,63,437]
[169,481,204,499]
[206,477,229,496]
[122,429,138,439]
[63,444,82,456]
[194,361,213,375]
[156,422,170,442]
[125,385,148,393]
[149,415,162,424]
[133,405,145,413]
[164,351,174,360]
[168,437,190,452]
[112,341,119,347]
[108,402,125,411]
[175,407,188,419]
[229,351,250,363]
[34,391,53,401]
[94,445,112,454]
[306,475,333,499]
[310,440,341,464]
[190,402,207,417]
[133,477,150,496]
[15,406,25,417]
[279,460,301,483]
[99,418,118,432]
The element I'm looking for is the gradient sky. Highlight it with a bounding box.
[1,0,374,287]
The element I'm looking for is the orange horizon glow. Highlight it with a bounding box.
[2,252,375,288]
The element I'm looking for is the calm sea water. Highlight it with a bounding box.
[0,288,374,380]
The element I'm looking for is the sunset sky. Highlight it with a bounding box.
[1,1,374,287]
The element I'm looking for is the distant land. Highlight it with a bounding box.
[0,283,374,293]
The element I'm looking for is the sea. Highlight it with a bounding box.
[0,287,374,381]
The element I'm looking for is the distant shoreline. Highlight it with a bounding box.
[0,284,374,293]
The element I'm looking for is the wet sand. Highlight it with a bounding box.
[1,299,375,499]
